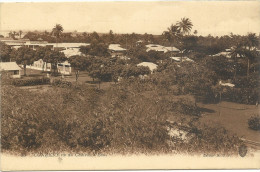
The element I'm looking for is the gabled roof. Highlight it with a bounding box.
[0,62,22,71]
[109,44,126,51]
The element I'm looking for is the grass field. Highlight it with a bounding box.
[199,101,260,142]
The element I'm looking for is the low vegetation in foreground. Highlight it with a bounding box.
[248,115,260,131]
[1,74,243,156]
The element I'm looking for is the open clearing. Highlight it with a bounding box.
[199,101,260,143]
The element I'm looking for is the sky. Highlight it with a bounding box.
[0,1,260,36]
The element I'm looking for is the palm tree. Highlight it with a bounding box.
[230,42,244,80]
[163,24,181,57]
[51,24,64,47]
[177,17,193,35]
[244,33,259,79]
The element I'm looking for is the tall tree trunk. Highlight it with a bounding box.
[233,55,237,80]
[75,70,79,83]
[42,62,45,72]
[23,64,26,76]
[247,58,250,80]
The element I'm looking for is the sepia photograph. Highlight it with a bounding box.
[0,0,260,170]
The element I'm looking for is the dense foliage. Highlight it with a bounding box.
[12,77,50,86]
[2,22,259,156]
[1,75,242,155]
[248,115,260,131]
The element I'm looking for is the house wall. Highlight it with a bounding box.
[6,70,21,78]
[27,59,71,75]
[57,64,72,75]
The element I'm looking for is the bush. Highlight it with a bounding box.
[248,115,260,131]
[12,77,50,86]
[222,87,259,104]
[1,77,242,155]
[172,98,200,117]
[186,126,242,154]
[51,79,72,88]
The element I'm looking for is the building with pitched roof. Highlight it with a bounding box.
[0,62,22,78]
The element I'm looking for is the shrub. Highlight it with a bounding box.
[172,98,200,117]
[51,79,72,88]
[185,126,242,154]
[222,87,259,104]
[12,77,50,86]
[248,115,260,131]
[1,77,242,155]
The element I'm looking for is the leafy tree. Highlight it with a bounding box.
[11,46,36,76]
[201,56,234,80]
[121,65,150,79]
[181,35,198,52]
[8,31,15,39]
[68,55,90,82]
[34,46,53,71]
[80,42,109,57]
[108,30,115,43]
[23,32,41,41]
[52,24,64,43]
[43,50,66,75]
[0,42,12,62]
[90,32,100,42]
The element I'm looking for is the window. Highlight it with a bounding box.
[14,70,19,75]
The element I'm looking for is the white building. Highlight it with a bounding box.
[57,61,72,75]
[0,62,22,78]
[27,59,72,75]
[108,44,127,57]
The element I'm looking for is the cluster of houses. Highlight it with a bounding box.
[0,37,189,79]
[0,38,91,78]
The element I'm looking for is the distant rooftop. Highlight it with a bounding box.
[109,44,126,51]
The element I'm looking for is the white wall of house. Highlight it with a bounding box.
[27,59,72,75]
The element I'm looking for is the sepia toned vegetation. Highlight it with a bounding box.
[1,18,259,156]
[1,73,242,156]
